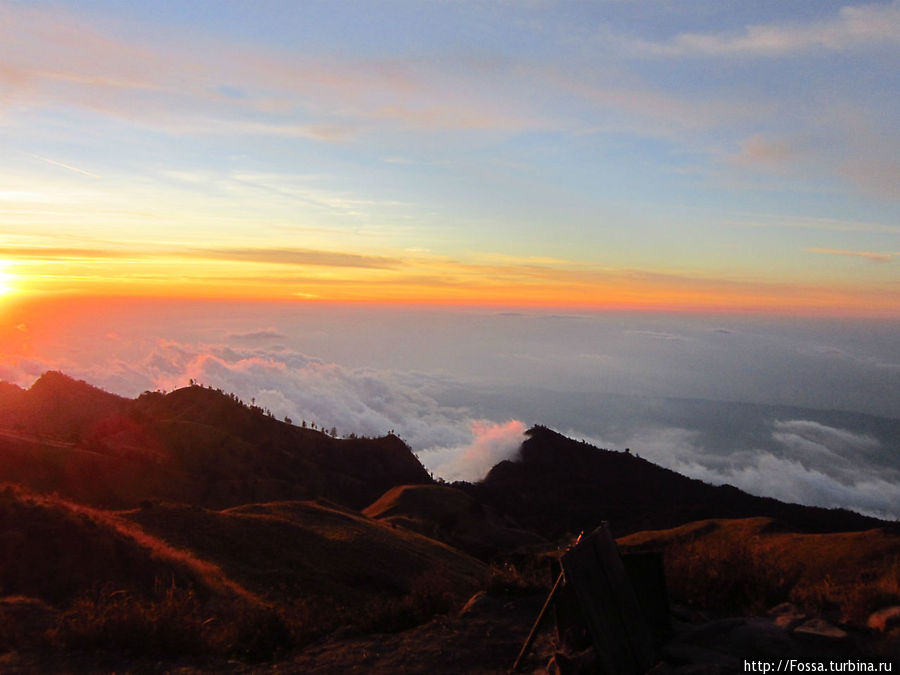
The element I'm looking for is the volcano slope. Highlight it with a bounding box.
[0,372,432,510]
[463,425,893,540]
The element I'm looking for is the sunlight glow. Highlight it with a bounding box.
[0,262,17,297]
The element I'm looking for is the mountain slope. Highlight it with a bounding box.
[465,425,893,539]
[0,374,432,510]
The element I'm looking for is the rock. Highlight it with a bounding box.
[793,617,848,642]
[867,606,900,633]
[768,602,800,617]
[768,603,807,630]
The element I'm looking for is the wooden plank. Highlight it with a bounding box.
[562,536,627,675]
[561,523,656,675]
[590,525,657,671]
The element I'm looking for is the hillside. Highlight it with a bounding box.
[619,517,900,625]
[124,499,487,612]
[0,373,432,510]
[464,425,893,539]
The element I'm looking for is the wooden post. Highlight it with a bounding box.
[511,570,565,672]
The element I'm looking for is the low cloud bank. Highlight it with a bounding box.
[572,419,900,521]
[418,419,527,482]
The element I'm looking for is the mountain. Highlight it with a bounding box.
[0,371,127,441]
[0,373,432,510]
[463,425,894,539]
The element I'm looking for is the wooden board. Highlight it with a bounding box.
[561,523,656,675]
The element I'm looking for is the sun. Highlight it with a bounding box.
[0,262,18,296]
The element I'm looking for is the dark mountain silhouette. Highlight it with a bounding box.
[0,371,127,441]
[463,425,895,539]
[0,373,431,510]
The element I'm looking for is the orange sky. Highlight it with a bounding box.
[1,247,897,318]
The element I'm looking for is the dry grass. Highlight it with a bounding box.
[619,517,900,624]
[658,533,801,614]
[0,486,488,662]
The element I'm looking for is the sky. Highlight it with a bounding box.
[0,0,898,313]
[0,2,899,519]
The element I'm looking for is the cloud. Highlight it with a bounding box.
[806,248,893,263]
[227,329,287,342]
[568,419,900,521]
[420,419,527,482]
[730,134,800,170]
[29,154,100,178]
[638,1,900,57]
[0,244,400,270]
[189,247,401,269]
[672,452,900,521]
[772,418,881,455]
[0,3,544,140]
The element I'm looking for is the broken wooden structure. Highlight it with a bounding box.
[513,523,669,674]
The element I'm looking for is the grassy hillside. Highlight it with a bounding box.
[0,484,488,660]
[620,517,900,624]
[123,499,488,615]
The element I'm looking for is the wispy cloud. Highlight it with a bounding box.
[0,244,401,269]
[0,3,545,140]
[806,248,893,263]
[636,1,900,57]
[28,154,99,178]
[190,247,401,269]
[729,134,800,170]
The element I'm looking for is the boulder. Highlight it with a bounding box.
[768,602,807,630]
[866,606,900,633]
[793,617,848,642]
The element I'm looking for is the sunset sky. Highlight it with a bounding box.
[1,0,898,314]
